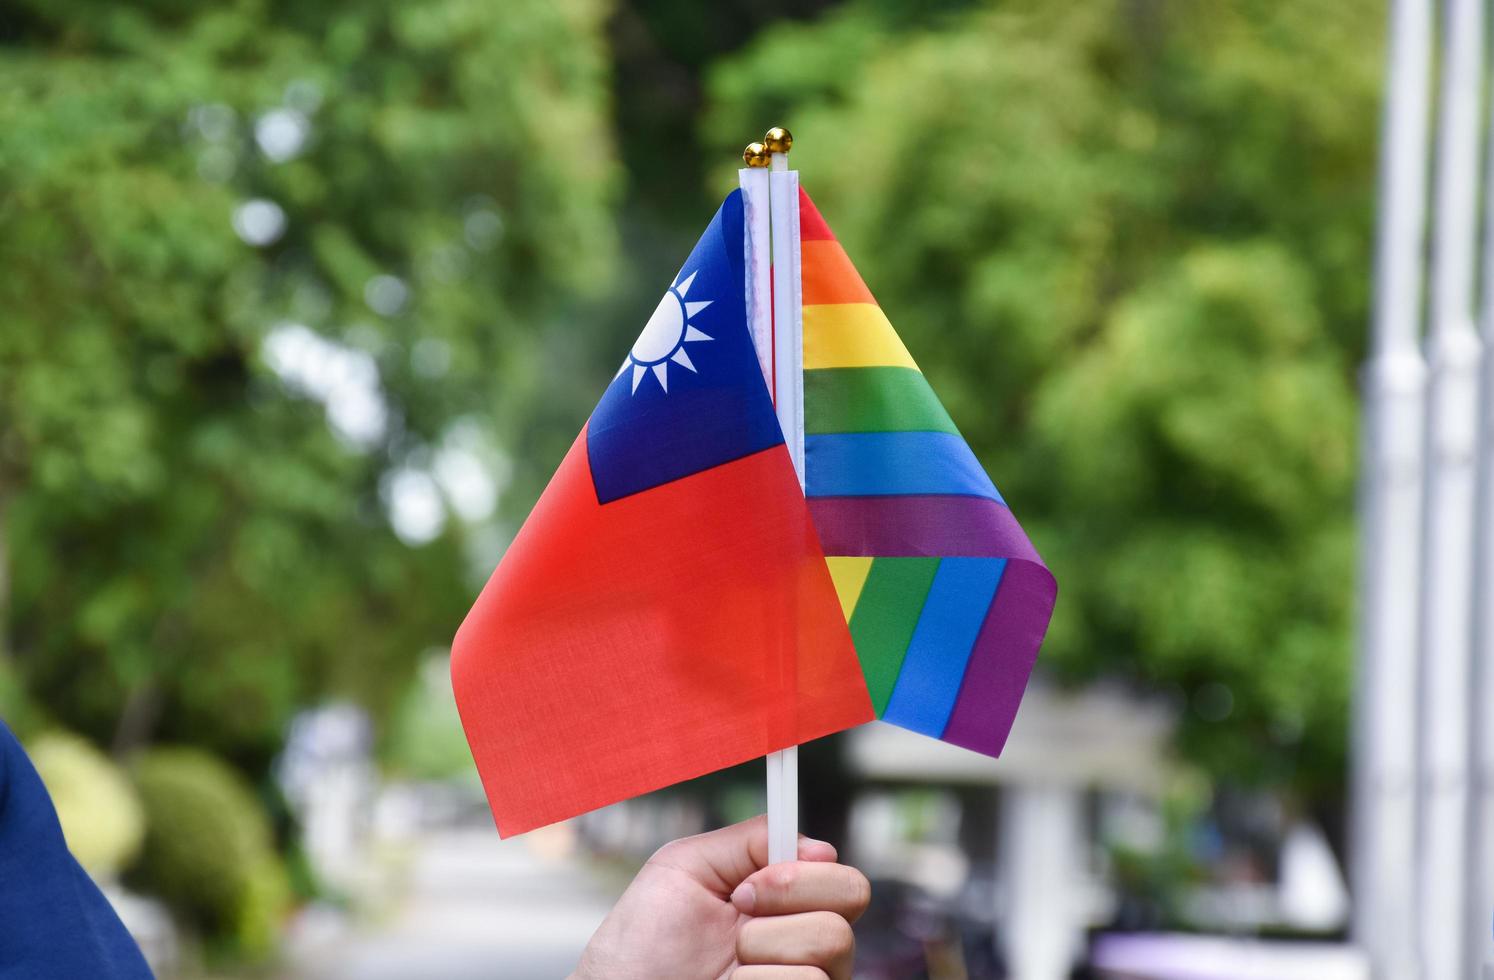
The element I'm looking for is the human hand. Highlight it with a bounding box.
[570,814,871,980]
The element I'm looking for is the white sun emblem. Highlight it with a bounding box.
[618,270,713,394]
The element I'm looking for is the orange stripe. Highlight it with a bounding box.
[803,240,876,306]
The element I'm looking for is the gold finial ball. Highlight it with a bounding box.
[743,141,770,168]
[764,127,793,154]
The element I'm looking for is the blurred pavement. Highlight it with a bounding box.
[292,827,622,980]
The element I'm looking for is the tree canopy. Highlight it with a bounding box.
[0,0,1385,810]
[705,0,1380,799]
[0,0,619,770]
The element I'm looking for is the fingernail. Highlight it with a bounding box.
[798,835,830,854]
[730,882,756,914]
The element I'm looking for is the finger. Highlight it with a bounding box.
[731,862,871,923]
[731,967,830,980]
[645,814,766,895]
[796,835,837,864]
[736,911,855,980]
[645,816,837,896]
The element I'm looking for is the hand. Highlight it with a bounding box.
[570,814,871,980]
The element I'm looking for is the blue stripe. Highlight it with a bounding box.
[804,431,1003,502]
[882,558,1006,738]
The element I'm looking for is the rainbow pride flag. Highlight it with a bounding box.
[799,188,1057,757]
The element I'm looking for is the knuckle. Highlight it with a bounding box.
[763,863,798,893]
[844,868,872,912]
[809,912,854,959]
[645,839,684,867]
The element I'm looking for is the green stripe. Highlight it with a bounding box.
[805,367,958,435]
[847,557,941,714]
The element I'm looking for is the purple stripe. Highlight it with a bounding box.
[808,494,1044,563]
[939,559,1057,757]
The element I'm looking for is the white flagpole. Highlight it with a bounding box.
[766,128,803,866]
[741,161,773,392]
[740,131,802,867]
[1352,0,1432,974]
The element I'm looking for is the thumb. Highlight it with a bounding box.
[645,815,838,898]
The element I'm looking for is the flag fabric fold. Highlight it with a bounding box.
[798,187,1057,757]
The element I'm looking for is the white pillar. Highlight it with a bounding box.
[1416,1,1484,977]
[1351,0,1433,976]
[1466,36,1494,980]
[1469,366,1494,980]
[998,784,1083,980]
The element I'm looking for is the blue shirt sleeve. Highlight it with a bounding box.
[0,720,154,979]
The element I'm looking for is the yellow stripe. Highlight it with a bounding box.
[803,303,918,370]
[826,556,874,622]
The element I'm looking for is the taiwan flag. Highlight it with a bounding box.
[452,191,874,837]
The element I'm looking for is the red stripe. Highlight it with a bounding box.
[799,186,836,241]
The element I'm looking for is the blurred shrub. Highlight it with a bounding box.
[236,858,293,959]
[1106,771,1213,929]
[27,731,145,879]
[0,659,44,739]
[126,747,289,959]
[383,653,474,781]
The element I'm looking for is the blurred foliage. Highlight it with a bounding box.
[126,747,290,959]
[382,653,474,781]
[28,730,146,878]
[603,0,986,375]
[0,0,1382,826]
[0,0,619,771]
[1105,771,1214,929]
[706,0,1379,801]
[0,658,43,738]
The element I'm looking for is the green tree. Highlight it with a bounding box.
[706,0,1380,801]
[0,0,619,771]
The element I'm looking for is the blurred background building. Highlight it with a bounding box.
[0,0,1464,977]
